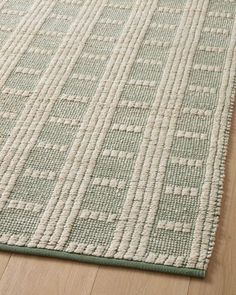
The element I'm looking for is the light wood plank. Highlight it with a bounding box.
[91,266,189,295]
[0,253,11,280]
[0,254,98,295]
[188,104,236,295]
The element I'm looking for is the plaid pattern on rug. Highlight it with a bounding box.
[0,0,236,277]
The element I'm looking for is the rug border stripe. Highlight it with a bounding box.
[0,243,205,278]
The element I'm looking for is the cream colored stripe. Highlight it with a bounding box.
[208,11,233,19]
[102,149,135,159]
[110,0,209,260]
[128,79,157,87]
[193,64,221,72]
[198,45,225,53]
[111,123,143,133]
[66,242,105,256]
[24,168,57,181]
[37,141,68,152]
[37,30,64,37]
[105,3,131,10]
[90,34,116,42]
[1,87,33,97]
[27,47,54,55]
[59,94,89,103]
[0,1,56,88]
[176,130,208,140]
[7,200,43,213]
[1,9,26,16]
[0,111,17,120]
[79,209,117,223]
[157,6,182,14]
[98,18,125,25]
[119,100,150,109]
[0,0,9,11]
[0,0,106,210]
[105,0,196,258]
[92,177,126,189]
[34,0,158,250]
[0,233,29,246]
[187,16,236,269]
[182,107,212,116]
[146,253,186,267]
[15,66,42,76]
[165,186,198,197]
[0,25,12,32]
[170,157,203,167]
[188,84,216,93]
[49,13,73,21]
[81,52,108,61]
[51,0,160,250]
[59,0,82,4]
[156,220,192,233]
[144,40,170,47]
[203,26,229,35]
[136,57,162,65]
[130,0,210,261]
[49,116,80,127]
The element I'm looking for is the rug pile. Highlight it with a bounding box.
[0,0,236,277]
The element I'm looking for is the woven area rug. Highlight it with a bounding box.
[0,0,236,278]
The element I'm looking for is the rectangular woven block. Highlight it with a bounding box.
[0,0,236,277]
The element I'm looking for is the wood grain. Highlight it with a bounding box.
[0,109,235,295]
[0,254,98,295]
[90,267,190,295]
[0,253,11,280]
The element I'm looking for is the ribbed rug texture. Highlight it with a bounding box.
[0,0,236,278]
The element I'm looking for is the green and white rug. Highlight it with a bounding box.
[0,0,235,278]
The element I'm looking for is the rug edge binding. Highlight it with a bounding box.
[0,243,205,278]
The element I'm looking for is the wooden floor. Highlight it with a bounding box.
[0,101,235,295]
